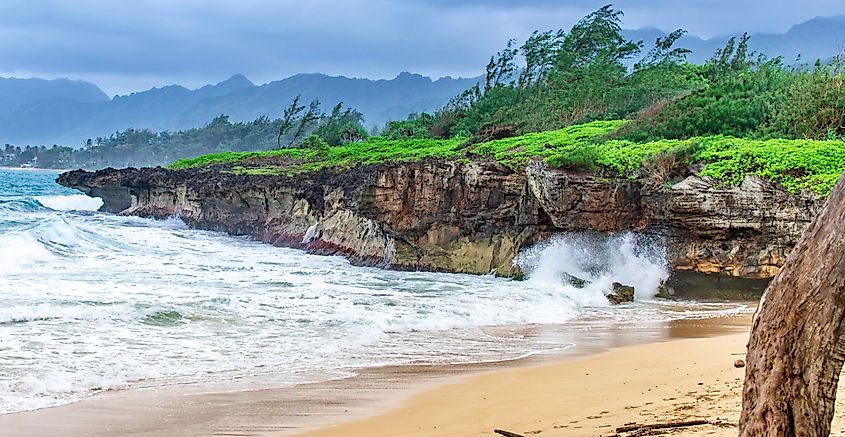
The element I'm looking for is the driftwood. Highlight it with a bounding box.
[493,429,525,437]
[615,419,708,433]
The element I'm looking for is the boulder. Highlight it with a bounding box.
[655,280,675,299]
[607,282,635,304]
[561,272,589,289]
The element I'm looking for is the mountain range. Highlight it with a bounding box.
[0,72,479,146]
[624,15,845,65]
[2,15,843,147]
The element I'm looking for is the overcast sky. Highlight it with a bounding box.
[1,0,843,96]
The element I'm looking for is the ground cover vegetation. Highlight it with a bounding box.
[169,119,845,195]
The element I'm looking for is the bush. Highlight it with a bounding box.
[642,142,700,183]
[694,136,845,194]
[546,146,600,170]
[470,120,623,169]
[764,61,845,140]
[299,134,329,151]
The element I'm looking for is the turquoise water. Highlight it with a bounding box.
[0,168,751,414]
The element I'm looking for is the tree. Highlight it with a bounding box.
[764,56,845,140]
[484,39,518,92]
[289,99,322,147]
[382,112,436,139]
[740,170,845,435]
[314,102,366,145]
[555,5,642,72]
[634,29,691,71]
[705,33,753,80]
[518,29,565,88]
[434,5,685,136]
[278,95,304,147]
[340,124,367,143]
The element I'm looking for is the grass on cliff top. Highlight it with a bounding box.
[322,136,465,166]
[693,136,845,195]
[167,120,845,195]
[168,148,316,170]
[544,135,845,195]
[468,120,625,169]
[167,121,617,172]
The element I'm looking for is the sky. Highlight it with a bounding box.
[1,0,843,96]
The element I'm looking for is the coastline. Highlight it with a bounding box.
[0,314,757,437]
[294,315,845,437]
[298,333,753,437]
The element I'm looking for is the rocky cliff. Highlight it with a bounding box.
[58,160,822,279]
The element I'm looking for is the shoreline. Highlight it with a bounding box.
[298,336,752,437]
[294,316,845,437]
[0,314,755,437]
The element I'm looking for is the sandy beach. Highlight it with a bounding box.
[299,333,752,437]
[0,315,794,437]
[297,321,845,437]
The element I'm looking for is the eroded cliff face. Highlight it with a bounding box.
[58,160,822,279]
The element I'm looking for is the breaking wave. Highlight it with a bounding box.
[515,232,670,301]
[35,195,103,211]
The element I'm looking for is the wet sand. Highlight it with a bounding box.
[300,316,845,437]
[0,315,760,437]
[300,330,753,437]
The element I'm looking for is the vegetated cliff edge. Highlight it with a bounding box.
[58,159,822,280]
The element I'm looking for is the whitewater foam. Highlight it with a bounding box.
[0,233,58,274]
[515,232,670,302]
[302,222,319,244]
[35,194,103,211]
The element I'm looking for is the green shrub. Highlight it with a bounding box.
[546,146,600,170]
[299,134,330,151]
[694,136,845,194]
[470,120,624,169]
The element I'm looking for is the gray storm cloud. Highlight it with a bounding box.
[0,0,842,95]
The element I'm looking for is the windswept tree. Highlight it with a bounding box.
[288,99,323,147]
[484,39,518,92]
[554,5,642,72]
[314,102,367,146]
[634,29,691,71]
[705,32,753,79]
[278,95,304,147]
[430,4,696,138]
[518,29,565,89]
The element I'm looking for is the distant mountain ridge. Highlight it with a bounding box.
[2,14,844,146]
[0,77,108,118]
[624,15,845,65]
[0,72,479,146]
[176,72,479,132]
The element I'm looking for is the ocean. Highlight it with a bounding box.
[0,168,751,414]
